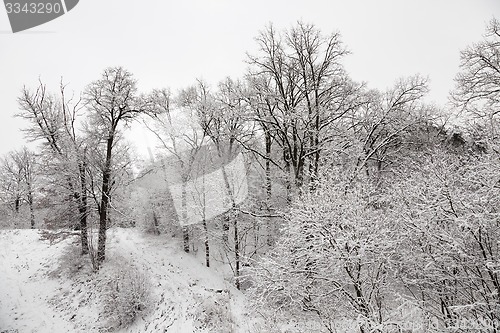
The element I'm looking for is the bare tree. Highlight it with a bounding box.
[452,18,500,150]
[247,22,362,192]
[393,149,500,328]
[192,79,252,289]
[144,87,206,253]
[0,147,37,227]
[0,152,24,215]
[347,75,432,185]
[84,66,150,267]
[17,80,90,253]
[18,148,36,228]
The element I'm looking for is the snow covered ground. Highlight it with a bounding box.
[0,228,260,333]
[0,229,75,333]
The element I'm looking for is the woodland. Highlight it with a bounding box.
[1,19,499,333]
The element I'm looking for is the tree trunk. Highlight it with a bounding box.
[219,159,241,289]
[222,214,229,245]
[265,133,273,246]
[28,192,35,229]
[233,211,240,290]
[313,92,321,183]
[203,217,210,267]
[15,196,20,213]
[219,146,233,246]
[97,135,114,267]
[201,174,209,267]
[284,148,292,203]
[308,122,320,192]
[265,131,272,202]
[152,210,160,235]
[78,157,89,255]
[181,181,189,253]
[294,158,304,188]
[219,169,229,247]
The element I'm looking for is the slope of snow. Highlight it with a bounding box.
[0,229,76,333]
[0,228,260,333]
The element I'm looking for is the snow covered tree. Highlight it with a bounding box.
[193,78,253,289]
[84,66,151,267]
[247,22,362,191]
[144,87,207,253]
[17,80,90,253]
[452,18,500,152]
[347,75,434,185]
[15,148,37,228]
[392,150,500,329]
[250,171,397,332]
[0,147,37,228]
[0,151,25,215]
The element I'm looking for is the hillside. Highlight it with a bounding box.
[0,228,259,333]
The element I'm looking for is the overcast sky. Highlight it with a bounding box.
[0,0,499,158]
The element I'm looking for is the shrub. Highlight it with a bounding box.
[99,258,153,331]
[193,292,235,332]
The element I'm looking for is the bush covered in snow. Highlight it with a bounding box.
[99,258,154,331]
[193,291,235,332]
[49,244,154,332]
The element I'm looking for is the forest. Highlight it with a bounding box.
[0,18,499,333]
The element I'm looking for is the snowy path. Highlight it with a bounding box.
[106,229,239,333]
[0,230,75,333]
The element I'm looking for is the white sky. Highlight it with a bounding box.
[0,0,499,157]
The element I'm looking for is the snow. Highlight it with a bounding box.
[0,228,259,333]
[0,229,75,333]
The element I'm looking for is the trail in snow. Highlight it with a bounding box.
[106,229,250,333]
[0,228,259,333]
